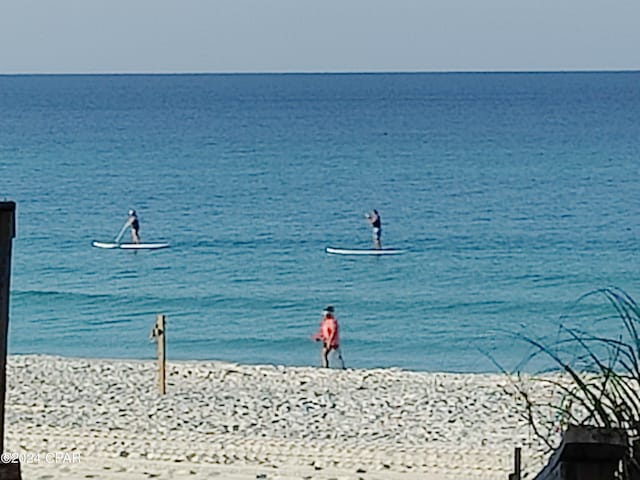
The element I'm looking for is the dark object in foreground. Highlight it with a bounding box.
[533,425,627,480]
[0,202,21,479]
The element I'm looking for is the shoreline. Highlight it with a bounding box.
[4,355,552,479]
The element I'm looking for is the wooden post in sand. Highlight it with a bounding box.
[0,202,21,479]
[508,447,521,480]
[150,314,166,395]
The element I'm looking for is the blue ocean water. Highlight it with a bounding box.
[2,72,639,372]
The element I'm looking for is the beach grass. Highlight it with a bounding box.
[505,287,640,476]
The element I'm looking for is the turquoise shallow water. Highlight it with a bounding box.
[2,72,640,372]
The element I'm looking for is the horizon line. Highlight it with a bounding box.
[1,68,639,76]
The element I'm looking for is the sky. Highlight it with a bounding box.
[0,0,638,74]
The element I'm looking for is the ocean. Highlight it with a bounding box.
[2,72,639,372]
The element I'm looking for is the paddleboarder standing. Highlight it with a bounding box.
[127,209,140,244]
[365,209,381,249]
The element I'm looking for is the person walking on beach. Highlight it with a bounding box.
[127,209,140,244]
[312,306,342,368]
[365,209,381,249]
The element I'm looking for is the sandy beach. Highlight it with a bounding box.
[3,355,552,479]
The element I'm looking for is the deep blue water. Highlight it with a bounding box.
[2,72,639,372]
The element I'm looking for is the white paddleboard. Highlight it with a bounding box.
[92,241,170,250]
[326,247,405,256]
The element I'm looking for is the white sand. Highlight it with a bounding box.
[3,355,552,479]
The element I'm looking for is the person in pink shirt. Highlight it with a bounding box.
[312,306,343,368]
